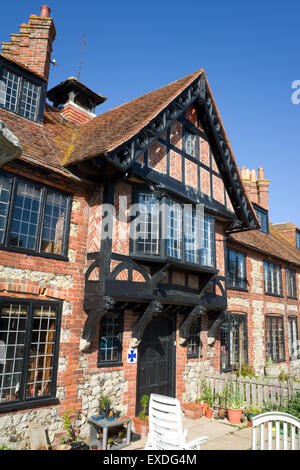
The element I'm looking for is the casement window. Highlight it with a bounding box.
[98,312,123,367]
[220,314,248,372]
[296,230,300,250]
[253,204,269,234]
[287,317,299,360]
[166,201,183,259]
[187,317,202,359]
[286,268,297,299]
[227,249,247,290]
[132,189,215,268]
[0,170,72,259]
[183,129,197,158]
[265,315,285,362]
[0,65,44,123]
[264,261,283,296]
[133,193,160,256]
[0,299,61,411]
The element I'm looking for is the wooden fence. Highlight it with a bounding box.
[203,373,300,409]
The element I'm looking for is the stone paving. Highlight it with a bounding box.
[122,416,253,451]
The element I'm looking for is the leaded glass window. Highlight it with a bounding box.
[220,314,247,372]
[200,214,214,267]
[0,67,41,122]
[0,300,61,409]
[265,316,285,362]
[98,312,123,366]
[166,201,182,259]
[134,193,160,255]
[264,261,283,296]
[187,317,202,359]
[286,268,297,299]
[184,206,199,263]
[253,204,269,234]
[287,317,299,360]
[0,169,72,258]
[227,249,247,290]
[296,230,300,250]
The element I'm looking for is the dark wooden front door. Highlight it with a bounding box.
[136,313,175,415]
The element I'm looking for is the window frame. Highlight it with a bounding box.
[130,186,216,269]
[253,203,269,234]
[265,315,285,363]
[187,316,202,359]
[97,311,124,368]
[0,169,72,261]
[0,57,47,123]
[285,268,297,299]
[0,297,62,413]
[296,230,300,250]
[220,313,248,373]
[264,261,283,297]
[287,316,299,361]
[226,248,247,291]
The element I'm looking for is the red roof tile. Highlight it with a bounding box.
[66,69,205,166]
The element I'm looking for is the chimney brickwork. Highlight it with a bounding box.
[241,165,270,210]
[1,6,56,82]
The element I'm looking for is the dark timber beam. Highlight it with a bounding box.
[179,305,206,346]
[207,311,227,345]
[80,296,116,352]
[130,300,163,348]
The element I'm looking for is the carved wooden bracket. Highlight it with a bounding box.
[207,311,227,346]
[179,305,206,346]
[130,300,163,348]
[80,296,116,352]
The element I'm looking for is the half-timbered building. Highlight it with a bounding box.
[0,6,299,448]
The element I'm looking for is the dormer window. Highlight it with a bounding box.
[0,57,46,123]
[297,230,300,250]
[253,203,269,234]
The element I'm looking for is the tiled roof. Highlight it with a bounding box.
[228,227,300,267]
[65,69,205,166]
[271,222,299,231]
[0,104,75,177]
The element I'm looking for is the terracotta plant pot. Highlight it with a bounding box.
[205,408,213,419]
[218,408,226,419]
[227,408,243,424]
[133,416,149,437]
[201,402,208,414]
[183,403,203,420]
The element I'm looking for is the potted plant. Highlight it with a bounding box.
[264,357,278,378]
[216,391,227,419]
[99,394,111,418]
[183,400,203,420]
[226,384,246,425]
[247,405,262,427]
[133,395,149,437]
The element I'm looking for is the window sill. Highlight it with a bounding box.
[0,245,69,262]
[0,397,59,414]
[97,362,123,369]
[287,296,298,301]
[130,253,217,274]
[264,292,284,299]
[227,286,248,293]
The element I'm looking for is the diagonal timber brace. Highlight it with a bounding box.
[207,311,227,345]
[130,300,164,348]
[179,305,206,346]
[80,296,116,352]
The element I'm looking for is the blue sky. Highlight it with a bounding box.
[2,1,300,226]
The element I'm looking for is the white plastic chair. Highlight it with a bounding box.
[144,393,208,450]
[252,412,300,450]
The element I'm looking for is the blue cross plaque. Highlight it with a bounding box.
[127,349,137,364]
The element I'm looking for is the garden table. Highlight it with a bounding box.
[87,416,132,450]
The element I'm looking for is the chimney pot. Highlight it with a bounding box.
[40,5,51,18]
[250,169,257,182]
[258,166,264,180]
